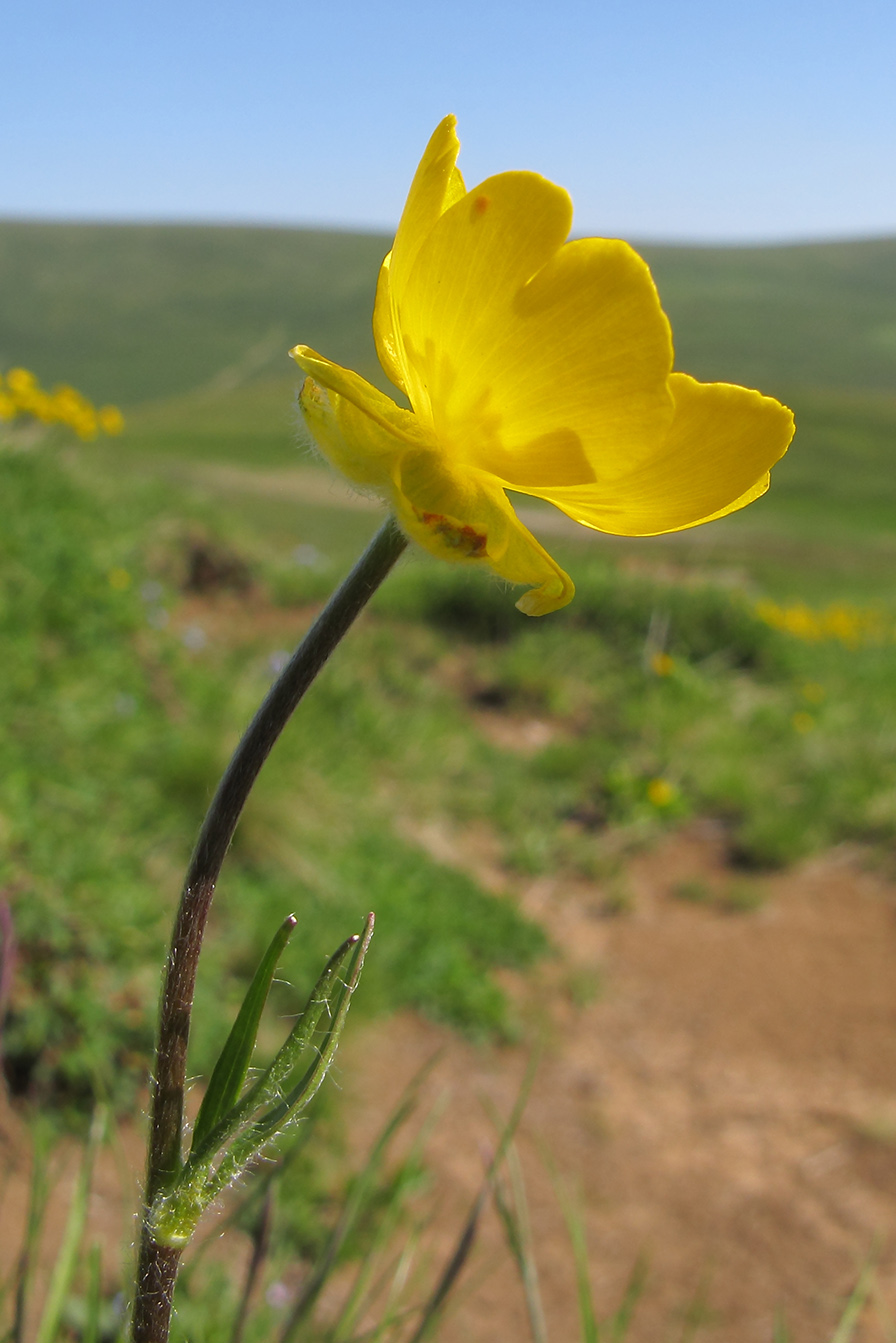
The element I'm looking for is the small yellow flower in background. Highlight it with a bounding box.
[107,567,132,592]
[98,405,125,436]
[650,650,675,677]
[0,367,124,441]
[5,368,37,396]
[757,598,888,647]
[791,711,815,734]
[801,681,825,704]
[647,777,677,808]
[291,116,794,615]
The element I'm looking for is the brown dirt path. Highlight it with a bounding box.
[341,827,896,1342]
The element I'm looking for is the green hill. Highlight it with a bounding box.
[2,221,895,405]
[2,220,895,537]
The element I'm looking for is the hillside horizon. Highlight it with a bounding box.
[2,219,895,406]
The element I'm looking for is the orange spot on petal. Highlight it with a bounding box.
[418,511,488,557]
[473,195,490,216]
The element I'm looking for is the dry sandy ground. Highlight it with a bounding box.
[340,826,896,1343]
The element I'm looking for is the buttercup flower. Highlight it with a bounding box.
[291,117,794,615]
[0,367,124,441]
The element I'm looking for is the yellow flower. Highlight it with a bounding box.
[98,404,125,435]
[5,367,37,396]
[650,650,675,677]
[647,777,676,808]
[107,566,132,591]
[291,117,794,615]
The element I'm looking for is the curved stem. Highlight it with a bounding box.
[133,516,408,1343]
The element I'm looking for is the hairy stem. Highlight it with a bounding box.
[133,516,408,1343]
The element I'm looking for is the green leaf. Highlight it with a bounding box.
[830,1253,878,1343]
[150,916,376,1249]
[190,914,297,1156]
[211,913,375,1191]
[34,1109,106,1343]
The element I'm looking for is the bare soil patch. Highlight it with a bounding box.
[342,828,896,1342]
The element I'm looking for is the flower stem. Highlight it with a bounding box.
[133,515,408,1343]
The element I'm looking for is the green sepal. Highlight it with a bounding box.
[190,913,297,1157]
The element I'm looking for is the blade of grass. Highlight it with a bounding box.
[329,1106,439,1343]
[362,1230,425,1343]
[606,1256,648,1342]
[491,1145,548,1343]
[830,1254,877,1343]
[34,1108,106,1343]
[229,1186,274,1343]
[555,1183,598,1343]
[772,1308,792,1343]
[405,1056,540,1343]
[12,1122,53,1343]
[81,1246,104,1343]
[191,915,297,1155]
[404,1183,488,1343]
[329,1075,446,1343]
[675,1272,714,1343]
[278,1057,423,1343]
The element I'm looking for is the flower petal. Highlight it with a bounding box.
[291,344,432,491]
[520,373,794,536]
[390,449,574,615]
[373,116,466,396]
[396,181,675,482]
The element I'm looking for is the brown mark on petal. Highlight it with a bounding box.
[473,195,491,217]
[418,511,488,558]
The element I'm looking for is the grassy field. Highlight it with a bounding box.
[2,219,896,1122]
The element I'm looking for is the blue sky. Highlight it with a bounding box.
[4,0,895,242]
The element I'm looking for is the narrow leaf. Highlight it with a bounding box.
[607,1255,647,1341]
[406,1185,487,1343]
[279,1049,419,1343]
[13,1122,53,1343]
[81,1246,103,1343]
[492,1143,549,1343]
[214,913,375,1194]
[152,919,374,1248]
[830,1254,878,1343]
[552,1178,598,1343]
[191,914,297,1155]
[34,1109,105,1343]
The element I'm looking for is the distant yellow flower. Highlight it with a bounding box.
[791,711,815,734]
[801,681,825,704]
[0,367,123,440]
[291,117,794,615]
[647,777,676,808]
[650,650,675,677]
[756,598,888,647]
[98,404,125,435]
[5,367,37,396]
[107,566,132,591]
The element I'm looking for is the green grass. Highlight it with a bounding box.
[0,448,545,1108]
